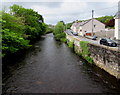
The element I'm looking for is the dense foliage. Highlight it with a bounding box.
[65,22,73,29]
[45,24,54,34]
[2,4,46,57]
[96,16,114,24]
[53,21,66,42]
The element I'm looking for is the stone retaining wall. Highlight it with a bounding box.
[66,34,120,79]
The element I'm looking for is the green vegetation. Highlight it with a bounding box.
[65,22,73,29]
[53,21,66,42]
[68,41,74,49]
[75,16,114,26]
[45,24,54,34]
[96,16,114,28]
[96,16,114,24]
[2,4,47,57]
[80,41,93,64]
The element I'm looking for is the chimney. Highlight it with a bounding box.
[75,20,78,23]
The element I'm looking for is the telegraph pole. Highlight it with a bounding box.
[92,10,94,36]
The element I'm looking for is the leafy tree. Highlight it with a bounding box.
[53,21,66,42]
[10,4,46,40]
[45,24,54,34]
[96,16,114,24]
[66,22,74,29]
[2,11,30,57]
[2,11,25,34]
[2,4,47,57]
[2,29,30,57]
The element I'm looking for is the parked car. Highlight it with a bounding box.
[92,36,97,40]
[100,38,117,47]
[70,31,73,34]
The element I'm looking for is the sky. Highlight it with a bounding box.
[1,0,120,25]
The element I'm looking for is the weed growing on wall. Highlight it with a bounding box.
[68,41,74,49]
[80,41,93,64]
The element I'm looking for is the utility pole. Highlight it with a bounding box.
[92,10,94,36]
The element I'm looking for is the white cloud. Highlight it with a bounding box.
[2,0,119,25]
[30,2,87,24]
[31,2,87,15]
[2,0,120,2]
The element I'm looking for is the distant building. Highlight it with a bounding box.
[71,19,105,36]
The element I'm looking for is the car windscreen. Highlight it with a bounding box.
[106,38,114,42]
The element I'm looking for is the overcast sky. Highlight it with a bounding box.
[2,0,119,25]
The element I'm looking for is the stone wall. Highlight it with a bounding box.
[89,43,120,79]
[94,30,114,38]
[66,34,120,79]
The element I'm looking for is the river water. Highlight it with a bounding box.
[2,33,120,93]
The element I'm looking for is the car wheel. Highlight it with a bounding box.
[112,43,117,47]
[107,43,110,46]
[100,41,102,44]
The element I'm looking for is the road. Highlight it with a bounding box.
[65,30,119,50]
[65,30,99,44]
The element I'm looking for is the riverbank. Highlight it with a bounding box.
[66,33,120,79]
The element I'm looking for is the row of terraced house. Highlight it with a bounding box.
[70,11,120,40]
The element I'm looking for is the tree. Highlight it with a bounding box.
[53,21,66,42]
[10,4,46,40]
[2,4,47,57]
[2,11,30,57]
[45,24,54,34]
[96,16,114,24]
[65,22,74,29]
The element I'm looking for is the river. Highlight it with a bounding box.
[2,33,120,93]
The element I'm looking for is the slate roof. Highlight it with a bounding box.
[72,19,91,28]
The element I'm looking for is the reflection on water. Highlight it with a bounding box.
[2,33,120,93]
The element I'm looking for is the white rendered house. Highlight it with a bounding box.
[114,1,120,40]
[71,19,105,36]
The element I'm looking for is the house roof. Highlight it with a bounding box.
[79,20,91,26]
[72,18,105,28]
[72,19,91,28]
[72,22,78,27]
